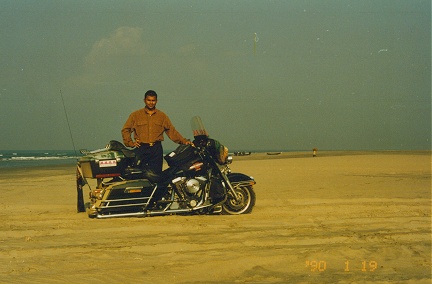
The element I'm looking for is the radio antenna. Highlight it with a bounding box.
[60,89,78,159]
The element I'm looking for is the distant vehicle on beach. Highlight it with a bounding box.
[233,151,252,156]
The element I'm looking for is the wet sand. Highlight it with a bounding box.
[0,151,430,283]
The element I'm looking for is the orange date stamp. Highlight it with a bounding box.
[305,260,379,272]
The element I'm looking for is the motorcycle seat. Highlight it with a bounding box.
[108,140,136,158]
[123,167,162,183]
[121,148,136,158]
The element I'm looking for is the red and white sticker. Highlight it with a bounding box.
[99,160,117,167]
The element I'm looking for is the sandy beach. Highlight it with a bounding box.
[0,151,430,283]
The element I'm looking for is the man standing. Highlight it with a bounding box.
[121,90,190,174]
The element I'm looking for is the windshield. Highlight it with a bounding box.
[190,116,208,138]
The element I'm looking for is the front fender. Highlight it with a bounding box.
[227,172,256,184]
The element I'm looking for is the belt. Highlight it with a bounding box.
[139,141,161,147]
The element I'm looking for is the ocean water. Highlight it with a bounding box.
[0,148,199,169]
[0,150,78,169]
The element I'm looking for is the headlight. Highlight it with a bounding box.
[226,155,233,164]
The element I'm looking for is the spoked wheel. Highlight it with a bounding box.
[222,185,256,215]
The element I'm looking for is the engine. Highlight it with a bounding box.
[171,176,207,208]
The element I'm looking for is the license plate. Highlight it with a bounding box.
[99,160,117,167]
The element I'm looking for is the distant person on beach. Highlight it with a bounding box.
[121,90,191,174]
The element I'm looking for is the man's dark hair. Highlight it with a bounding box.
[145,90,158,99]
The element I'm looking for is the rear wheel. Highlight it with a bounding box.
[222,185,255,215]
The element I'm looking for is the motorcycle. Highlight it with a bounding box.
[75,116,256,218]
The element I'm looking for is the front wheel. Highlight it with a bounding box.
[222,185,256,215]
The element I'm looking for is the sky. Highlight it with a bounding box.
[1,0,430,151]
